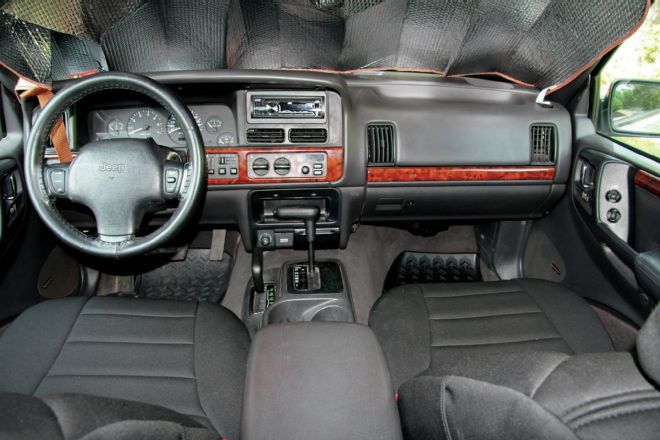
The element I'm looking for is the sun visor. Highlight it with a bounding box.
[0,0,650,91]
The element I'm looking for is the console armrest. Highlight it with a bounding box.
[242,323,402,440]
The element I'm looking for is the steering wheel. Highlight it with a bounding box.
[25,72,206,258]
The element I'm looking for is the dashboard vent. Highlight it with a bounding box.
[289,128,328,143]
[246,128,285,143]
[367,124,395,166]
[530,124,556,164]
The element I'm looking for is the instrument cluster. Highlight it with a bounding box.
[89,104,237,148]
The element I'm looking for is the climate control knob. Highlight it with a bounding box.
[274,157,291,176]
[252,157,269,176]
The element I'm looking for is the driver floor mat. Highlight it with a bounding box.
[384,252,481,291]
[135,249,232,303]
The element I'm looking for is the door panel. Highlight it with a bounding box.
[573,117,660,315]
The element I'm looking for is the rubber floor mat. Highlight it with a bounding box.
[384,252,481,291]
[136,249,232,303]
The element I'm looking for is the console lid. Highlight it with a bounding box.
[242,323,402,440]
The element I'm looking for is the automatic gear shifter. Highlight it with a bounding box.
[275,206,321,290]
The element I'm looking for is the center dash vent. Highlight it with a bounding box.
[246,128,285,143]
[367,123,395,166]
[289,128,327,143]
[530,124,556,165]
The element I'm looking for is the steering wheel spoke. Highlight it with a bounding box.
[45,164,71,199]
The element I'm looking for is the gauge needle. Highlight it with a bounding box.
[129,125,150,135]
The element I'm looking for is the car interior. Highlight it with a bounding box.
[0,1,659,439]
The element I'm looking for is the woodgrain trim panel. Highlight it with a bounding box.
[206,146,344,185]
[367,166,556,182]
[634,169,660,196]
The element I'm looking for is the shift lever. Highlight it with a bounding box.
[275,206,321,289]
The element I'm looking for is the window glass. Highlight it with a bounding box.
[596,2,659,159]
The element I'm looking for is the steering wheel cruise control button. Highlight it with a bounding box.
[165,169,180,193]
[48,169,67,195]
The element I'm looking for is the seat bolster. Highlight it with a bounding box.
[194,303,251,440]
[369,285,432,389]
[398,376,578,440]
[0,393,64,440]
[637,304,660,385]
[41,393,206,440]
[0,297,89,394]
[518,279,614,353]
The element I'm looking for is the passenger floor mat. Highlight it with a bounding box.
[384,252,481,291]
[135,249,232,303]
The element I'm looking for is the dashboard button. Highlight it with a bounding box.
[301,166,310,175]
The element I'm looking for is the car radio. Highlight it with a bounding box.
[247,91,326,123]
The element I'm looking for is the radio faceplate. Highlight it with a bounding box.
[247,91,327,124]
[247,152,327,179]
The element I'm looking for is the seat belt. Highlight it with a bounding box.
[18,84,73,164]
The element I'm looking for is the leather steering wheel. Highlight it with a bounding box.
[25,72,206,258]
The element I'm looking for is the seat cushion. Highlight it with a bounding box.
[398,352,660,440]
[0,296,250,439]
[369,279,613,388]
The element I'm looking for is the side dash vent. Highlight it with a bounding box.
[289,128,327,143]
[367,123,395,166]
[530,124,556,165]
[246,128,285,143]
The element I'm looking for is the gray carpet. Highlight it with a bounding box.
[223,225,491,324]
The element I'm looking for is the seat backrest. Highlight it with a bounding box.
[637,303,660,385]
[398,304,660,440]
[0,392,217,440]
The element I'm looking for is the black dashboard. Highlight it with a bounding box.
[52,70,573,251]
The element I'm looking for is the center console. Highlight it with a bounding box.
[242,322,403,440]
[244,187,354,332]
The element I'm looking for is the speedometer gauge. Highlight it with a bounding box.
[166,110,203,143]
[127,109,163,139]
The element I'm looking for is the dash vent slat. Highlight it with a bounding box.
[289,128,327,143]
[530,124,556,165]
[367,123,395,166]
[246,128,285,144]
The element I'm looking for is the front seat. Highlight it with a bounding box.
[0,296,250,440]
[370,279,613,389]
[396,303,660,439]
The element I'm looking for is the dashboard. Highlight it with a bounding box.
[54,70,573,251]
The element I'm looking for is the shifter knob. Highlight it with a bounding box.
[274,206,321,277]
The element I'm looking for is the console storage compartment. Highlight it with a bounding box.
[242,322,402,440]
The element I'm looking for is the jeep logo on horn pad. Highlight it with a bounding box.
[99,162,126,173]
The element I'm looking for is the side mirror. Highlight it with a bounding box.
[609,79,660,137]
